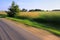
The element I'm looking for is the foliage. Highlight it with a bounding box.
[7,1,20,17]
[29,9,44,12]
[52,9,60,11]
[21,8,27,12]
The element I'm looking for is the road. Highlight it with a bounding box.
[0,18,60,40]
[0,18,41,40]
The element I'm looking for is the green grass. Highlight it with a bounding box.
[6,17,60,36]
[0,14,7,18]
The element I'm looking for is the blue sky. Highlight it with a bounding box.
[0,0,60,11]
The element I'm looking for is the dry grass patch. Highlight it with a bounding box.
[19,12,40,18]
[0,11,6,14]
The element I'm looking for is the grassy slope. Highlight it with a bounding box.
[6,17,60,36]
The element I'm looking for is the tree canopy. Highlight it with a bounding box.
[7,1,20,17]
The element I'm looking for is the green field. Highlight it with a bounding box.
[0,11,60,36]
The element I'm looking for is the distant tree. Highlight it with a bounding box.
[7,1,20,17]
[29,9,35,12]
[52,9,60,11]
[21,8,27,12]
[34,9,42,11]
[29,9,43,12]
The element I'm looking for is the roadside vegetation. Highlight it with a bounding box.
[6,11,60,36]
[0,11,7,18]
[0,1,60,36]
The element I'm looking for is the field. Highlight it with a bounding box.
[19,11,60,18]
[0,11,6,14]
[19,12,40,18]
[0,11,7,18]
[0,11,60,36]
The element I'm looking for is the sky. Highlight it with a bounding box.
[0,0,60,11]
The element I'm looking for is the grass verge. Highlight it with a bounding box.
[6,17,60,36]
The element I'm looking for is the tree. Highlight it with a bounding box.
[29,9,43,12]
[7,1,20,17]
[52,9,60,11]
[29,9,35,12]
[21,8,27,12]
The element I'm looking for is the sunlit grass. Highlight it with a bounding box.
[19,12,40,18]
[19,11,60,18]
[7,17,60,36]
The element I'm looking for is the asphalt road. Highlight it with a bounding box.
[0,18,41,40]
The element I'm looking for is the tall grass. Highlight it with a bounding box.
[18,12,40,18]
[18,11,60,24]
[0,11,7,18]
[17,11,60,31]
[15,11,60,36]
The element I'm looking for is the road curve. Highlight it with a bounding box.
[0,18,41,40]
